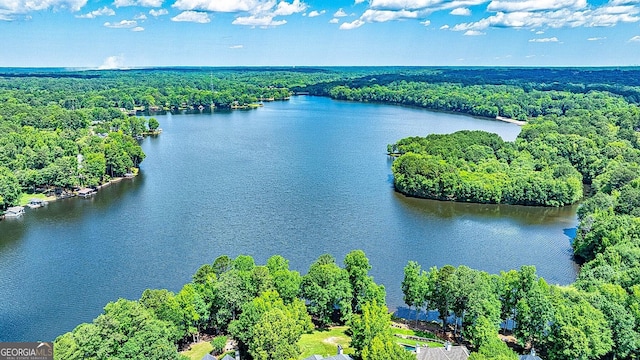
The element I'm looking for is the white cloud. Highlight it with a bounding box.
[173,0,258,12]
[134,13,147,19]
[346,0,640,31]
[609,0,640,4]
[232,15,286,26]
[149,8,168,16]
[420,19,430,25]
[273,0,306,15]
[440,24,449,29]
[0,0,87,20]
[451,5,640,32]
[333,8,347,17]
[76,6,115,18]
[104,19,137,27]
[171,10,210,22]
[464,29,485,35]
[361,9,418,22]
[329,17,339,23]
[587,36,606,40]
[339,19,365,29]
[629,35,640,41]
[487,0,587,12]
[367,0,487,12]
[535,30,544,34]
[529,36,559,42]
[99,55,125,69]
[171,0,304,27]
[308,9,325,17]
[132,26,144,31]
[113,0,162,7]
[453,0,640,31]
[229,44,244,48]
[450,7,471,15]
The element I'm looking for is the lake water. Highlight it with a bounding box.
[0,96,579,341]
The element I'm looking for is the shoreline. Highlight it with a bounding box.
[321,96,528,126]
[495,116,527,126]
[13,173,138,210]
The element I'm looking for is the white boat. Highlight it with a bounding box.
[4,206,25,217]
[26,198,48,209]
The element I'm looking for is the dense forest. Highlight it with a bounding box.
[2,67,640,359]
[53,251,413,360]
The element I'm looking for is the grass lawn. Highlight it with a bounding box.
[298,326,354,359]
[18,192,55,206]
[391,328,443,348]
[180,341,213,360]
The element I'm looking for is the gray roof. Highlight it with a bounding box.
[201,354,217,360]
[417,346,470,360]
[303,355,352,360]
[323,356,352,360]
[220,355,235,360]
[520,354,543,360]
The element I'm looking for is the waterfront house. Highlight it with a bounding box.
[520,348,543,360]
[303,345,352,360]
[78,188,97,198]
[27,198,47,209]
[416,342,470,360]
[4,206,25,218]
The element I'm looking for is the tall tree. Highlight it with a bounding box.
[345,250,385,313]
[402,261,423,325]
[301,254,352,326]
[349,300,414,360]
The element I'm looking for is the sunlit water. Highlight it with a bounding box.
[0,96,578,341]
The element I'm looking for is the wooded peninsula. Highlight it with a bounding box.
[0,67,639,359]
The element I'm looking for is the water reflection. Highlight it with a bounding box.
[395,192,579,226]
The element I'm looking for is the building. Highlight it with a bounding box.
[416,342,470,360]
[303,345,353,360]
[4,206,25,218]
[78,188,97,198]
[520,348,543,360]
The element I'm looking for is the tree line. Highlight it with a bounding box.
[400,261,622,360]
[53,250,415,360]
[388,88,640,206]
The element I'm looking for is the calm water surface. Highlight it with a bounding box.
[0,96,578,341]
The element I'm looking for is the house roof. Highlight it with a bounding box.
[303,355,352,360]
[520,355,543,360]
[220,355,235,360]
[417,346,470,360]
[323,355,352,360]
[201,354,217,360]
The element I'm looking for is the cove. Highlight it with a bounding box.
[0,96,578,341]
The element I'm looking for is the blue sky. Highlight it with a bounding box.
[1,0,639,67]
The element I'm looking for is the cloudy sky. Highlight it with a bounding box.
[1,0,639,67]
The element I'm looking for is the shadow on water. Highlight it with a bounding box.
[0,218,26,251]
[394,191,579,226]
[564,227,577,244]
